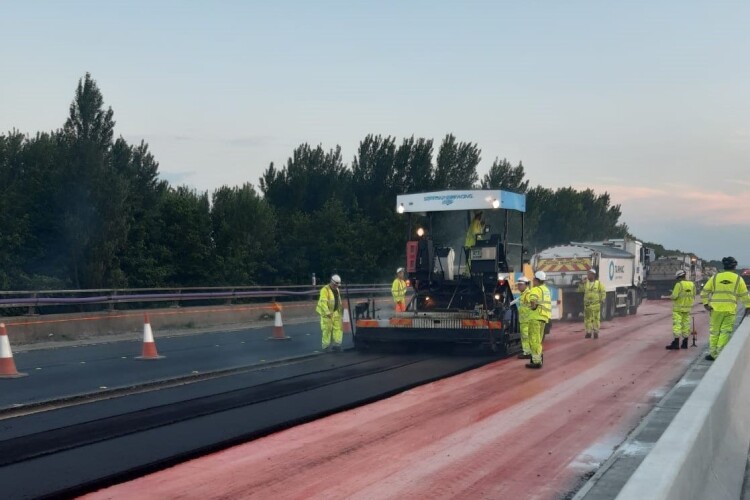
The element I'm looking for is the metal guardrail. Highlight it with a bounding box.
[0,284,392,313]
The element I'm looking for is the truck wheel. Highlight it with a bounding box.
[605,293,615,321]
[628,290,639,315]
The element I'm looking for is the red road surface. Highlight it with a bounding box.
[83,301,707,500]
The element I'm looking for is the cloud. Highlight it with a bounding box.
[729,129,750,148]
[575,182,750,226]
[160,170,195,184]
[227,136,276,147]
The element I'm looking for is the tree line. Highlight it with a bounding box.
[1,73,679,291]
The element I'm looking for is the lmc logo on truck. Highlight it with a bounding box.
[609,261,625,280]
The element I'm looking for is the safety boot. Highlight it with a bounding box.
[665,338,680,350]
[584,332,592,339]
[525,361,542,369]
[681,338,688,349]
[704,354,715,361]
[593,331,599,339]
[517,353,532,360]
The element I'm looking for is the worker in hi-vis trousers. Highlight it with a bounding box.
[516,276,533,360]
[700,256,750,361]
[578,268,606,339]
[666,269,695,350]
[317,274,344,352]
[526,271,551,369]
[392,267,407,312]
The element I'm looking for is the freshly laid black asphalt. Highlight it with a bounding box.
[3,320,343,409]
[0,318,498,498]
[0,350,499,499]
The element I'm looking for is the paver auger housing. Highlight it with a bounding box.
[354,189,527,355]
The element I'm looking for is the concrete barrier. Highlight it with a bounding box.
[616,317,750,500]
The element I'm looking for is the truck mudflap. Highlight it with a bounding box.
[354,318,521,356]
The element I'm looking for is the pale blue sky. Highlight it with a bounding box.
[1,1,749,264]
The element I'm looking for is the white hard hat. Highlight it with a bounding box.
[675,270,686,278]
[396,267,405,274]
[588,268,597,274]
[517,276,530,284]
[331,274,342,284]
[534,270,547,281]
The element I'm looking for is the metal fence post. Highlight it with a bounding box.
[26,292,37,316]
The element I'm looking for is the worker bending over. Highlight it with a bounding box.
[666,269,695,350]
[317,274,344,352]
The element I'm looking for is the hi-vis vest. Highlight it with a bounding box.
[529,285,552,323]
[316,285,341,316]
[671,280,696,313]
[701,271,750,314]
[579,279,606,307]
[518,288,532,323]
[392,278,406,303]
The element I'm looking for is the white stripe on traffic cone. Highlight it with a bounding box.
[268,303,291,340]
[342,305,352,334]
[0,323,27,378]
[136,314,164,360]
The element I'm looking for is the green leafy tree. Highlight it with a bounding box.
[59,73,129,288]
[0,131,29,289]
[118,140,171,287]
[159,186,215,285]
[260,144,352,214]
[433,134,480,189]
[481,158,529,193]
[399,136,435,193]
[211,183,277,285]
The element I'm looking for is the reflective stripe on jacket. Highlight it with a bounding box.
[671,280,695,313]
[392,278,406,303]
[518,288,532,323]
[578,279,606,307]
[529,285,552,322]
[701,271,750,313]
[316,284,341,316]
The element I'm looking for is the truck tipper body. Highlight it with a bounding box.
[530,239,647,320]
[644,255,695,299]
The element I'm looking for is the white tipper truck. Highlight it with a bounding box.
[645,254,705,298]
[530,238,649,320]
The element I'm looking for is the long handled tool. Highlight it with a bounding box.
[691,316,697,347]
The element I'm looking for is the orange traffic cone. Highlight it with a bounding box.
[136,314,164,360]
[268,303,291,340]
[0,323,26,378]
[342,303,352,334]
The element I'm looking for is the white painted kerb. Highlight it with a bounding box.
[616,317,750,500]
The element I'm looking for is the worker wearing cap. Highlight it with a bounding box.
[578,268,606,339]
[666,269,695,350]
[526,271,551,369]
[516,276,533,359]
[392,268,407,312]
[316,274,344,352]
[701,256,750,360]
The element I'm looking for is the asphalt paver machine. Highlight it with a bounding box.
[354,189,526,355]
